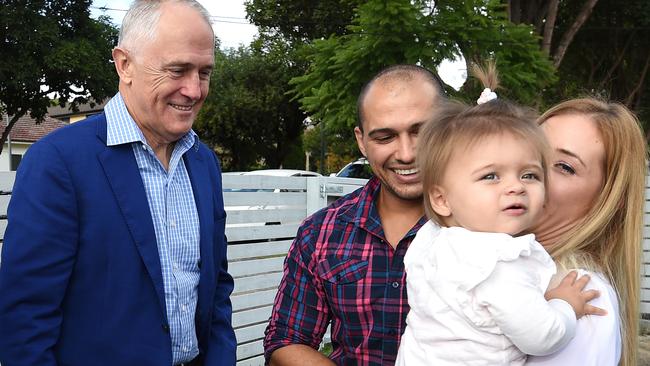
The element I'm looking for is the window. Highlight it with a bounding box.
[10,154,21,171]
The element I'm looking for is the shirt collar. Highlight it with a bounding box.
[104,92,197,149]
[350,176,427,241]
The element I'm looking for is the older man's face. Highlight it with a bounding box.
[125,2,214,145]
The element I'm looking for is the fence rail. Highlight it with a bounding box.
[0,171,649,365]
[0,172,366,365]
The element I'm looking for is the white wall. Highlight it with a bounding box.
[0,142,30,172]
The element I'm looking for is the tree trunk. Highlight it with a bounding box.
[552,0,599,68]
[597,32,636,90]
[533,1,550,36]
[509,0,521,24]
[625,53,650,107]
[0,110,23,156]
[541,0,560,55]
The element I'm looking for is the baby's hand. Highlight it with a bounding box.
[544,271,607,319]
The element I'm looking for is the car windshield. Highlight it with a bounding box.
[338,163,373,179]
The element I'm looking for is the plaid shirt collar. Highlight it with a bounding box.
[342,176,427,243]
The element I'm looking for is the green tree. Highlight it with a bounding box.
[291,0,556,148]
[195,38,307,171]
[245,0,361,42]
[0,0,118,154]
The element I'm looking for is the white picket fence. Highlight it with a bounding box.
[223,174,367,365]
[0,172,366,365]
[1,171,650,364]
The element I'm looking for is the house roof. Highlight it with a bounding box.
[0,113,68,143]
[47,98,108,118]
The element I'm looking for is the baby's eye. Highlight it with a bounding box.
[481,173,497,180]
[521,172,540,181]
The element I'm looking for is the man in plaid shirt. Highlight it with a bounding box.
[264,65,447,365]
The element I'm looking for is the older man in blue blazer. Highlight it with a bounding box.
[0,1,235,365]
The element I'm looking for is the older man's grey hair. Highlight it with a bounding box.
[117,0,214,55]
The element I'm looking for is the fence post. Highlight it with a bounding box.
[306,177,326,216]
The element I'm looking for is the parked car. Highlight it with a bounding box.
[222,169,322,226]
[333,158,373,179]
[241,169,322,178]
[223,169,322,193]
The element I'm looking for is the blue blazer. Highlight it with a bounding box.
[0,113,236,366]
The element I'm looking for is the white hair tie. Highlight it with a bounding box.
[477,88,497,105]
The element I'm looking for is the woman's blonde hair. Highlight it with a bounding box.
[539,98,647,366]
[418,62,548,225]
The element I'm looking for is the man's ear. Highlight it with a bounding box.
[429,185,452,217]
[112,47,134,85]
[354,126,367,158]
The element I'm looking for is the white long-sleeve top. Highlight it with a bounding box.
[526,270,621,365]
[396,222,576,366]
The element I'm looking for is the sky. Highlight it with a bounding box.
[90,0,466,89]
[90,0,258,49]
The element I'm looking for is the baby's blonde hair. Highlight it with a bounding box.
[418,63,547,225]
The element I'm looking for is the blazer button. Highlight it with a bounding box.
[162,324,170,333]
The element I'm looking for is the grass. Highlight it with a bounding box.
[319,342,333,357]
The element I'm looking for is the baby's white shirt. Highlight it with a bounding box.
[395,222,576,366]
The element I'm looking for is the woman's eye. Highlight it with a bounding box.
[555,162,576,175]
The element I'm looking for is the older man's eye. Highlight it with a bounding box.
[168,68,184,76]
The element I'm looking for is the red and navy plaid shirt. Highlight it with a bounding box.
[264,177,426,365]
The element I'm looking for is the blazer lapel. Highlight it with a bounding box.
[184,146,215,340]
[97,142,168,319]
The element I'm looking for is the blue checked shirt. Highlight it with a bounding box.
[105,93,201,364]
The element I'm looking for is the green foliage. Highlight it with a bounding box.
[442,1,556,104]
[0,0,118,120]
[290,0,557,143]
[245,0,361,42]
[303,123,360,173]
[195,38,307,171]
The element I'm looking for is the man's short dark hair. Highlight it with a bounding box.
[356,64,447,131]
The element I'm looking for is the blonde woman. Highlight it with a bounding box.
[527,98,647,366]
[396,66,602,365]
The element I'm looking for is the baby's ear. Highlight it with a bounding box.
[429,185,452,217]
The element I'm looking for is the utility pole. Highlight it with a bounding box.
[4,113,11,170]
[319,121,325,175]
[6,114,11,168]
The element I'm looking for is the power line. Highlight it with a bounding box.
[90,5,251,24]
[89,6,650,31]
